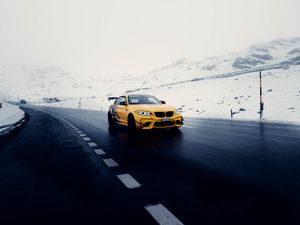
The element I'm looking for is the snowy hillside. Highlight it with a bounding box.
[134,37,300,89]
[36,65,300,123]
[138,65,300,122]
[0,37,299,122]
[0,65,137,103]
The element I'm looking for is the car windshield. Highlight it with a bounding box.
[128,95,161,105]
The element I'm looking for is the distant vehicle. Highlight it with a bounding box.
[108,94,183,130]
[19,99,27,104]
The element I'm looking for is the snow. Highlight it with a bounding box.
[142,66,300,123]
[33,65,300,123]
[136,37,300,89]
[0,102,25,133]
[0,37,299,123]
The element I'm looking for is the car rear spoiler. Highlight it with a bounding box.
[108,97,118,101]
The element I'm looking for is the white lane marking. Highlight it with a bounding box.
[76,130,83,134]
[88,142,98,147]
[79,134,87,137]
[83,137,91,141]
[183,125,193,128]
[145,204,184,225]
[117,174,141,189]
[74,128,79,131]
[103,158,119,167]
[94,149,106,155]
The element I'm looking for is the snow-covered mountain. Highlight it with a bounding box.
[0,37,299,122]
[134,37,300,89]
[0,66,76,101]
[0,65,136,102]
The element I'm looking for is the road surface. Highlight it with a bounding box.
[1,105,300,225]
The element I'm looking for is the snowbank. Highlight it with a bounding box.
[0,102,25,133]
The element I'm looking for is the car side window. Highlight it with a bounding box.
[115,96,126,105]
[114,98,120,105]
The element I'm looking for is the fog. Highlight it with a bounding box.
[0,0,299,77]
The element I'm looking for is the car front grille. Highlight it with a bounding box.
[155,111,174,118]
[154,121,175,127]
[155,112,165,117]
[166,111,174,117]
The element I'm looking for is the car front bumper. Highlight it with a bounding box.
[135,115,183,129]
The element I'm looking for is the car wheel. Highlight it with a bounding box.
[127,114,137,131]
[108,112,115,127]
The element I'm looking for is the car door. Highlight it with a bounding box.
[114,96,128,124]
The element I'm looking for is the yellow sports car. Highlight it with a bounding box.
[108,94,183,130]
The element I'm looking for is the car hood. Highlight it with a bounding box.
[129,104,176,112]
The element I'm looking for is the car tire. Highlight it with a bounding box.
[108,112,115,127]
[127,114,137,132]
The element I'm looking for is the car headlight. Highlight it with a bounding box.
[175,109,181,115]
[136,111,152,116]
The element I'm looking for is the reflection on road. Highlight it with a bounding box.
[108,126,183,149]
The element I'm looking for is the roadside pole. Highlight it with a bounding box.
[259,70,264,119]
[78,98,82,109]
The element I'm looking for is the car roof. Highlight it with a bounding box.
[127,94,154,97]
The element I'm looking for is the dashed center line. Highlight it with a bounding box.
[83,137,91,141]
[88,142,98,147]
[103,158,119,167]
[69,121,183,224]
[183,125,193,128]
[117,174,141,189]
[145,204,184,225]
[94,149,106,155]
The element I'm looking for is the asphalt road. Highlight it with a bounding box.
[1,105,300,225]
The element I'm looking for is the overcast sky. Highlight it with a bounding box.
[0,0,299,77]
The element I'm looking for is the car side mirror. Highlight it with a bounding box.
[161,100,166,104]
